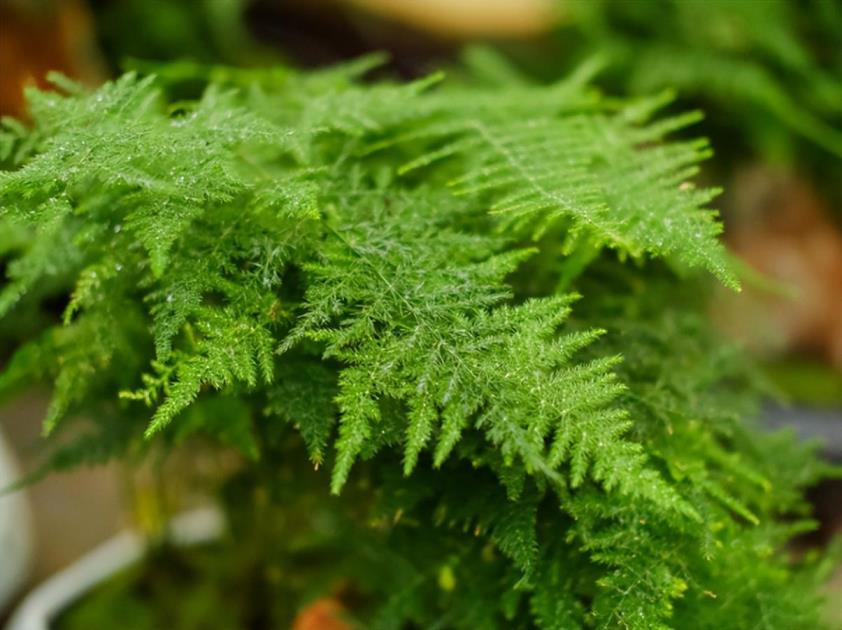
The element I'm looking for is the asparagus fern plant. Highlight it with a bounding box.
[0,55,835,628]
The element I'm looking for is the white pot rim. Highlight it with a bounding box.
[0,429,32,615]
[5,507,222,630]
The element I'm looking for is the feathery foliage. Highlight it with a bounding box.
[0,54,835,629]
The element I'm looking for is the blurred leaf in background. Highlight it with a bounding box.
[89,0,276,70]
[550,0,842,169]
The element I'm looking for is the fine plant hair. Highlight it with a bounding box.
[0,55,836,629]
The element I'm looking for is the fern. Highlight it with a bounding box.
[0,55,835,629]
[400,97,733,287]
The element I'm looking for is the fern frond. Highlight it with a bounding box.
[264,359,338,465]
[285,190,691,523]
[145,307,275,436]
[400,100,735,288]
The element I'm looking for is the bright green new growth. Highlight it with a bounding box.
[0,56,834,629]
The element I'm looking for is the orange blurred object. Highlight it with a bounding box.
[0,0,103,117]
[726,168,842,368]
[291,597,350,630]
[342,0,558,38]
